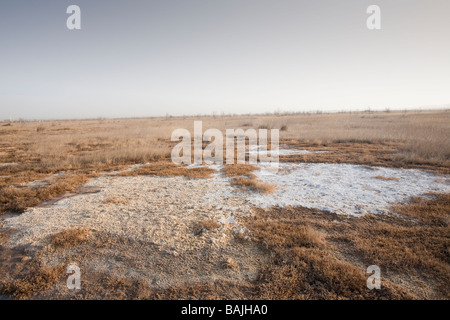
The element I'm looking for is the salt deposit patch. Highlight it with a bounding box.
[4,175,252,250]
[178,161,449,216]
[248,163,450,215]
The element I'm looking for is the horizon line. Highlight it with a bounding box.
[3,105,450,123]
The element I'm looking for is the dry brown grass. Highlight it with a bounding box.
[222,257,238,270]
[192,219,221,236]
[345,195,450,298]
[118,161,216,179]
[222,164,259,179]
[280,140,450,174]
[0,173,90,214]
[63,274,254,300]
[231,177,276,194]
[361,165,379,170]
[392,193,450,227]
[0,242,66,300]
[0,263,65,300]
[104,197,128,205]
[374,175,400,181]
[50,228,91,248]
[243,193,450,299]
[1,110,448,171]
[223,164,276,194]
[276,110,450,167]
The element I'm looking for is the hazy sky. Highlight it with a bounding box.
[1,0,449,120]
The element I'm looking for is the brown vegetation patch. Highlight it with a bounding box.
[222,164,259,179]
[119,162,216,179]
[222,257,238,270]
[392,193,450,227]
[374,175,400,181]
[361,165,379,170]
[0,262,65,300]
[42,272,255,300]
[8,230,264,300]
[0,173,90,214]
[50,228,91,248]
[0,232,65,300]
[104,197,128,205]
[280,139,450,174]
[231,177,276,194]
[246,208,410,299]
[192,219,221,236]
[244,193,450,299]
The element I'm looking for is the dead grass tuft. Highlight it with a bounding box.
[374,175,400,181]
[361,165,378,170]
[392,193,450,227]
[104,197,128,205]
[222,164,259,178]
[119,162,216,179]
[0,259,65,300]
[183,167,217,179]
[222,257,238,269]
[51,228,91,248]
[0,173,89,214]
[192,219,221,236]
[231,177,276,194]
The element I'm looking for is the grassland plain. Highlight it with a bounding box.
[0,109,449,299]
